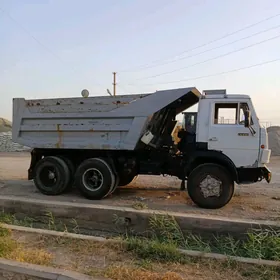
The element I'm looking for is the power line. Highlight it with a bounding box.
[126,24,280,72]
[134,33,280,80]
[0,2,178,67]
[0,6,66,64]
[0,6,110,87]
[120,12,280,72]
[129,58,280,86]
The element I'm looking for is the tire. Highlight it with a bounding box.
[109,173,120,195]
[33,156,70,195]
[118,174,138,187]
[57,156,75,191]
[75,158,115,200]
[187,163,234,209]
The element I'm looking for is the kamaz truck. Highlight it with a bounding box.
[12,87,271,209]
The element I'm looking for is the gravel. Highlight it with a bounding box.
[0,132,30,152]
[267,126,280,156]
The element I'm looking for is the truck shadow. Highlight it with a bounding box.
[0,179,186,203]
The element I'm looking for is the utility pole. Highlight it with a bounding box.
[113,72,117,96]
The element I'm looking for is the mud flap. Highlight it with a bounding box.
[28,149,42,180]
[262,166,272,183]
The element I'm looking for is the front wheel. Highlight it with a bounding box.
[187,163,234,209]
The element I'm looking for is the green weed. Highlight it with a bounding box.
[127,214,280,263]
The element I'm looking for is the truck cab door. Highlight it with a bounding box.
[208,102,260,167]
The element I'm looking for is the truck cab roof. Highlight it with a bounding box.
[202,89,250,100]
[202,94,250,99]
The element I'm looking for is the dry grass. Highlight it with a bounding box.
[7,248,52,265]
[105,265,184,280]
[132,202,148,210]
[0,224,53,266]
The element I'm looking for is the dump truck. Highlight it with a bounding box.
[12,87,272,209]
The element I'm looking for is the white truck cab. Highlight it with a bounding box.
[183,89,271,187]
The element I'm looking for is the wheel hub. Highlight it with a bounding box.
[199,175,222,198]
[48,171,55,180]
[82,168,104,191]
[90,175,100,187]
[39,166,57,188]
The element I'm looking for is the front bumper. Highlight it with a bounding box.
[260,149,271,164]
[262,166,272,183]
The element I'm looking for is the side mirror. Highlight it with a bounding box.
[244,110,251,128]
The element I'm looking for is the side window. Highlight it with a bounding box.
[183,112,197,133]
[190,115,194,125]
[214,103,238,124]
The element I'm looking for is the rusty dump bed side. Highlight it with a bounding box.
[12,87,201,150]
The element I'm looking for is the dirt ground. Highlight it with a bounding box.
[9,230,279,280]
[0,152,280,221]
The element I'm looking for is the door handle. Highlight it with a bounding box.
[209,137,218,141]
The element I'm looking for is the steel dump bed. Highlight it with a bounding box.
[12,87,201,150]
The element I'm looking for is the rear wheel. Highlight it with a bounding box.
[33,156,70,195]
[75,158,115,200]
[109,173,120,195]
[187,163,234,209]
[57,155,75,190]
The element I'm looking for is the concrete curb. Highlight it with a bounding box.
[0,195,280,238]
[4,224,280,268]
[0,258,110,280]
[178,249,280,267]
[3,224,120,244]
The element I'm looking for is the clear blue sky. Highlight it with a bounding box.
[1,0,280,124]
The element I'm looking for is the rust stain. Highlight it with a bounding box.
[112,100,129,105]
[26,101,41,107]
[89,128,94,132]
[56,124,63,148]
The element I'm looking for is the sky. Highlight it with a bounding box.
[1,0,280,125]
